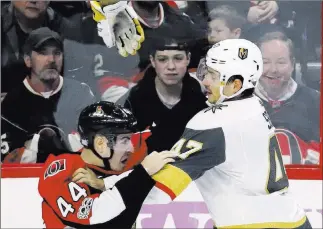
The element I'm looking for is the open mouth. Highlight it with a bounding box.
[26,6,40,11]
[264,74,281,79]
[264,75,282,84]
[165,73,178,77]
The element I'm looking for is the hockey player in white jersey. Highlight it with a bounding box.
[144,39,312,228]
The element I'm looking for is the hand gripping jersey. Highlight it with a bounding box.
[39,153,155,228]
[145,96,308,228]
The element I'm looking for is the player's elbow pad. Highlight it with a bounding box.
[89,186,126,224]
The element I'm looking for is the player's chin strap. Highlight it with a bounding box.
[89,145,114,170]
[88,137,115,170]
[102,150,113,170]
[215,83,248,105]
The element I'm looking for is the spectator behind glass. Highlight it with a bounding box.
[1,1,81,95]
[207,5,246,45]
[122,38,207,153]
[195,5,246,87]
[254,31,320,165]
[1,27,95,164]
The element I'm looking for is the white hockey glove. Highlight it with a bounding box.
[90,1,145,57]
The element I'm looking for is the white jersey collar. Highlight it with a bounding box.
[23,75,63,99]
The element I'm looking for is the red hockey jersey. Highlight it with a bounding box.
[39,152,155,228]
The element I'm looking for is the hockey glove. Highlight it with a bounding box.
[90,1,145,57]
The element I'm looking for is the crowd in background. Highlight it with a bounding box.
[1,1,321,166]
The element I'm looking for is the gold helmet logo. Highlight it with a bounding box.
[238,48,248,60]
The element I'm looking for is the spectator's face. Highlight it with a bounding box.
[150,49,190,86]
[208,19,241,44]
[259,39,294,94]
[24,43,63,82]
[13,1,49,19]
[109,134,134,171]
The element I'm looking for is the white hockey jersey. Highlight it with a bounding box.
[145,95,307,228]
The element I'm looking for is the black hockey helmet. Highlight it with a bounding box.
[78,101,137,147]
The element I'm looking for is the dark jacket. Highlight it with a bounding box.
[124,67,207,153]
[260,84,320,142]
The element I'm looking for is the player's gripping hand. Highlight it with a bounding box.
[72,167,105,191]
[141,151,178,176]
[90,0,145,57]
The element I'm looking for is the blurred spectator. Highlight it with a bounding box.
[1,28,95,163]
[244,23,300,81]
[245,3,321,91]
[205,1,262,23]
[1,1,81,95]
[207,5,246,45]
[123,38,207,153]
[254,31,320,163]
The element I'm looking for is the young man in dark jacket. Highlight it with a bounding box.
[123,38,207,153]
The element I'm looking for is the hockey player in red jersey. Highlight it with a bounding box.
[38,101,176,228]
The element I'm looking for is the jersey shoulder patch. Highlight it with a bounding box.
[44,158,67,180]
[41,154,85,182]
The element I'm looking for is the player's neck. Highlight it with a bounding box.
[81,148,105,167]
[155,76,182,101]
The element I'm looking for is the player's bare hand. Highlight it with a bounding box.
[72,167,105,191]
[141,151,178,176]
